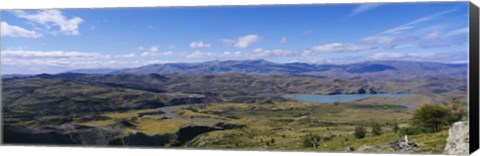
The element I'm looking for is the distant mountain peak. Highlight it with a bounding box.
[54,60,467,80]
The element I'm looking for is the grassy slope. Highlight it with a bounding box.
[180,102,447,154]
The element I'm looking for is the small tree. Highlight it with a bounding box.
[354,126,367,139]
[370,122,382,136]
[392,121,400,134]
[302,134,322,148]
[412,104,452,132]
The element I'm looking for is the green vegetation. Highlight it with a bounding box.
[75,108,190,135]
[392,121,400,134]
[2,74,467,154]
[354,126,367,139]
[370,122,382,136]
[412,104,453,132]
[302,134,322,148]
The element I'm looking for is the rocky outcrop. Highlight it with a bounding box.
[444,121,469,155]
[355,135,418,153]
[356,139,418,153]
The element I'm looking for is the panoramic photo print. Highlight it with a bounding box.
[1,2,471,155]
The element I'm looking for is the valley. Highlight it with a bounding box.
[1,60,468,154]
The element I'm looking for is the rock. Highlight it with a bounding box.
[357,137,418,153]
[444,121,469,155]
[389,139,418,152]
[345,146,355,152]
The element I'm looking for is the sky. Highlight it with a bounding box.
[0,2,470,74]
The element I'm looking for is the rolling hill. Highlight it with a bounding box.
[66,60,467,79]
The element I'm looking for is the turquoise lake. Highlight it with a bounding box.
[286,93,411,103]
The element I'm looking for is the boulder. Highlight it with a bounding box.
[444,121,469,155]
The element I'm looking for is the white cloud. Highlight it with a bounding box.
[189,41,211,48]
[12,10,84,35]
[422,31,443,40]
[149,46,159,52]
[183,48,293,60]
[1,21,42,38]
[141,51,173,57]
[369,52,406,60]
[139,45,175,57]
[235,34,260,48]
[117,53,136,58]
[309,42,376,53]
[185,50,209,58]
[345,4,383,19]
[1,50,153,74]
[280,36,288,44]
[1,50,104,60]
[379,8,457,35]
[446,27,468,36]
[223,34,261,48]
[368,52,439,61]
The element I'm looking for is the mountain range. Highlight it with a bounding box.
[65,60,467,79]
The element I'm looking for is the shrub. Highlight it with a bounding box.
[399,127,428,135]
[302,134,322,148]
[354,126,366,139]
[370,122,382,136]
[412,104,453,132]
[392,122,400,134]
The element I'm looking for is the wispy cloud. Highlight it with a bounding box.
[141,51,173,57]
[116,53,136,58]
[148,46,159,52]
[379,8,458,35]
[139,45,174,57]
[2,50,105,60]
[223,34,261,48]
[345,4,383,20]
[446,27,468,36]
[184,48,293,59]
[366,51,467,63]
[190,41,211,48]
[280,36,288,44]
[147,25,158,30]
[11,10,84,35]
[1,50,146,74]
[309,42,376,53]
[0,21,42,38]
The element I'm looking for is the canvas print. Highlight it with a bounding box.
[0,2,472,155]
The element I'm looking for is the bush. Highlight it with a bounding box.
[392,122,400,134]
[370,122,382,136]
[412,104,453,132]
[302,134,322,148]
[399,127,428,135]
[354,126,367,139]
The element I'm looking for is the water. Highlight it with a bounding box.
[286,93,411,103]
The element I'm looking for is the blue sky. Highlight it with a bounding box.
[0,2,470,74]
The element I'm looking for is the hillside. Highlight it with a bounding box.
[2,73,467,116]
[98,60,468,79]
